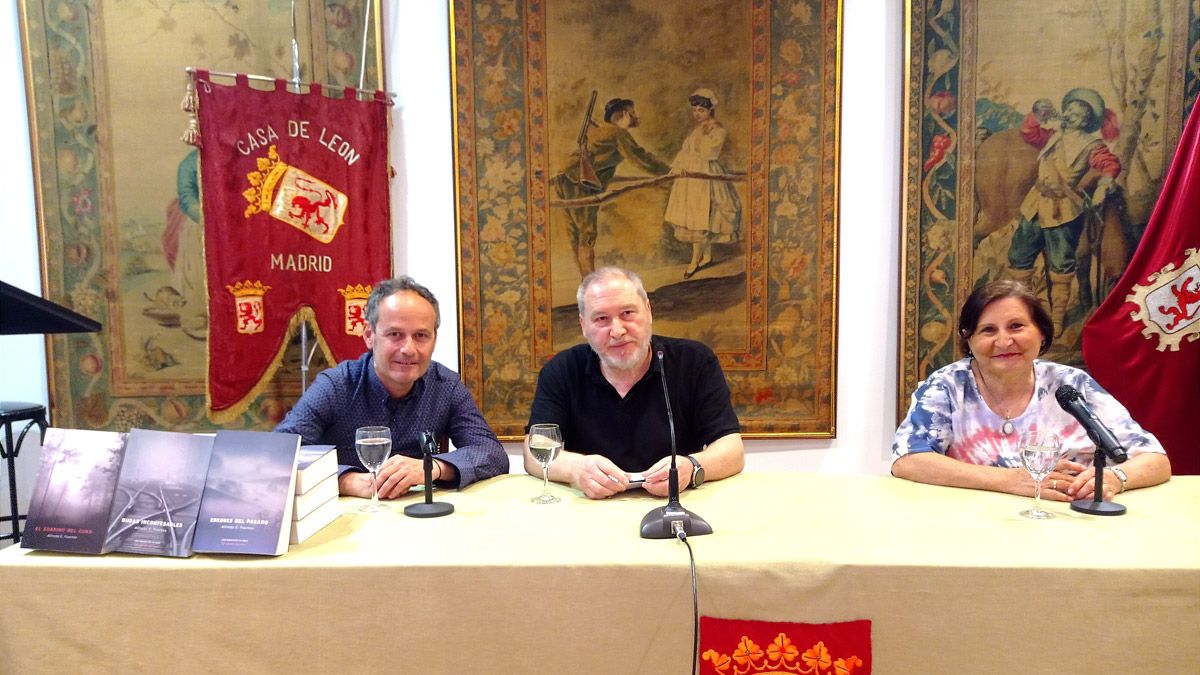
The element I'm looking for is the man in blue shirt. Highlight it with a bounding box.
[276,277,507,498]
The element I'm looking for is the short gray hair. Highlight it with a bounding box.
[576,267,649,315]
[365,276,440,330]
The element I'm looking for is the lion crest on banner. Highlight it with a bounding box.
[242,145,348,243]
[1125,247,1200,352]
[338,284,371,336]
[226,280,271,335]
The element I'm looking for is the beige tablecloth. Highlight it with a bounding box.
[2,473,1197,673]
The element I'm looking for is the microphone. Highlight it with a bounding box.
[639,348,712,539]
[658,350,680,502]
[1056,385,1128,517]
[1054,385,1128,464]
[403,430,454,518]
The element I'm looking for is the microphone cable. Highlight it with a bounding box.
[674,522,700,675]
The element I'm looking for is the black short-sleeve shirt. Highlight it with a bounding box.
[527,336,741,471]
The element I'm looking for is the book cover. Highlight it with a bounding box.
[22,428,128,554]
[295,444,337,494]
[289,494,342,545]
[192,430,300,556]
[292,472,338,521]
[103,429,214,557]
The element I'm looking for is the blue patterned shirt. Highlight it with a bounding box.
[275,352,508,488]
[893,359,1165,469]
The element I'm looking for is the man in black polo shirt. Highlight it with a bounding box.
[525,267,744,499]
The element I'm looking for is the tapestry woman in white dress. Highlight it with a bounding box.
[664,88,742,279]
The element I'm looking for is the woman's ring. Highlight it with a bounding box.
[1052,480,1058,490]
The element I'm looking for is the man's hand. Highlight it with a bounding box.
[339,457,452,500]
[338,471,374,498]
[641,456,694,498]
[374,454,428,499]
[572,454,632,499]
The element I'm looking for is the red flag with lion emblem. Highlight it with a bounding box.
[192,71,392,420]
[1082,106,1200,474]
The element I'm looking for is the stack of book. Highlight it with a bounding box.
[290,445,341,545]
[25,428,302,557]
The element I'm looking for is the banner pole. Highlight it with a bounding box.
[183,67,396,98]
[358,0,373,91]
[289,0,301,87]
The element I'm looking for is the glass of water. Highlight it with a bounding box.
[355,426,392,513]
[1019,431,1062,520]
[528,423,562,504]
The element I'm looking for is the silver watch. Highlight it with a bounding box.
[1109,466,1128,493]
[684,455,705,488]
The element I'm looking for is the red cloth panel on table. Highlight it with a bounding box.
[699,616,871,674]
[194,71,392,417]
[1082,105,1200,474]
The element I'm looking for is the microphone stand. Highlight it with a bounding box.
[640,350,712,539]
[404,431,454,518]
[1069,450,1126,516]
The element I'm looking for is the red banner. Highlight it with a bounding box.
[193,71,392,419]
[1082,106,1200,474]
[699,616,871,674]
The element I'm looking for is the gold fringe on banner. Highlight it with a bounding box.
[206,307,338,425]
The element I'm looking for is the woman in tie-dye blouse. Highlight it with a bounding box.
[892,281,1170,501]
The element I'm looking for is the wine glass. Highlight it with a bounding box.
[528,423,562,504]
[1019,431,1062,519]
[355,426,392,513]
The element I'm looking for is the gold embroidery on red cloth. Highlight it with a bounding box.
[226,280,271,335]
[338,284,372,336]
[242,145,348,244]
[701,634,863,674]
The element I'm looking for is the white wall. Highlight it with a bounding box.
[0,2,48,538]
[0,0,904,524]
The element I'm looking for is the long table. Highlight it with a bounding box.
[1,472,1197,673]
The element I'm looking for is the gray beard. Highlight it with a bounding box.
[594,343,649,373]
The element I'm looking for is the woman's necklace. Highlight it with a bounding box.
[972,361,1030,436]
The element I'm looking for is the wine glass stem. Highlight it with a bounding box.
[371,470,380,507]
[541,464,550,498]
[1033,479,1043,513]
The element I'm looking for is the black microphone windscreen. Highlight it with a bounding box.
[1055,385,1081,407]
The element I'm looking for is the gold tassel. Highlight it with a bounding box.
[180,116,201,146]
[180,76,198,113]
[180,72,201,146]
